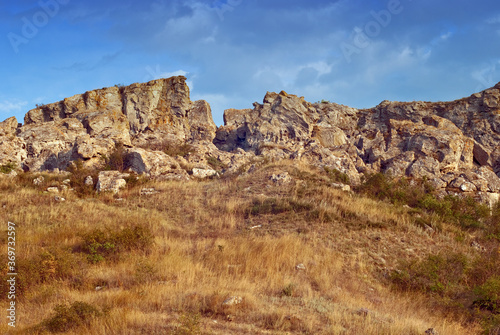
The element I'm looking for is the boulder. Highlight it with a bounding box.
[96,171,129,193]
[126,148,189,181]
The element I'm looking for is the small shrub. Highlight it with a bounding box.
[281,283,295,297]
[324,167,350,185]
[102,142,127,172]
[42,301,102,333]
[0,162,16,174]
[80,224,153,263]
[206,155,227,171]
[391,253,470,295]
[474,276,500,312]
[171,312,202,335]
[67,159,98,196]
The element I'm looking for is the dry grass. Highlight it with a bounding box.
[0,161,495,334]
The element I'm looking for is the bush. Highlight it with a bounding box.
[102,142,127,172]
[67,159,98,196]
[474,276,500,312]
[206,155,227,171]
[80,224,153,263]
[357,173,490,229]
[391,253,470,295]
[0,162,16,174]
[324,167,350,185]
[42,301,102,332]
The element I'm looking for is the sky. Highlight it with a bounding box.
[1,0,500,126]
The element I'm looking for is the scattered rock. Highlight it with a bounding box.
[295,263,306,271]
[270,172,292,185]
[425,328,438,335]
[33,176,44,185]
[470,241,486,252]
[54,196,65,202]
[192,168,218,179]
[46,187,59,193]
[84,176,93,186]
[140,188,159,196]
[331,183,351,192]
[222,296,243,306]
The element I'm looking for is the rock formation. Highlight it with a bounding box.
[1,76,500,201]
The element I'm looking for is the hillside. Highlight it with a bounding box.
[0,78,500,334]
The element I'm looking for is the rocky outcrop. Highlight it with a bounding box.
[3,76,215,172]
[214,83,500,199]
[2,76,500,202]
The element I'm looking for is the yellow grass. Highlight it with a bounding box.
[0,162,486,334]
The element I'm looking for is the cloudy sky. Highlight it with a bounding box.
[2,0,500,125]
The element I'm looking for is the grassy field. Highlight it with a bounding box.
[0,160,499,334]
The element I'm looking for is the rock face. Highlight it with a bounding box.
[2,76,500,202]
[2,76,216,172]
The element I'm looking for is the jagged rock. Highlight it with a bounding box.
[46,187,59,193]
[0,117,18,137]
[1,75,500,206]
[96,171,129,193]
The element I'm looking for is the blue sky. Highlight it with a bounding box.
[2,0,500,125]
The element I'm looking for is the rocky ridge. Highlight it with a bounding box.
[1,76,500,203]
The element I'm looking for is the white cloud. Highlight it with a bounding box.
[0,100,28,118]
[486,14,500,24]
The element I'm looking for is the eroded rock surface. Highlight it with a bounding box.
[2,77,500,201]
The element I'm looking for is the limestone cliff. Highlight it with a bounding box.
[1,76,500,202]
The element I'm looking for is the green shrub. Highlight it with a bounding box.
[0,162,16,174]
[43,301,102,332]
[66,159,98,196]
[102,142,127,172]
[206,155,227,171]
[391,253,470,295]
[80,224,153,263]
[474,276,500,312]
[324,167,350,185]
